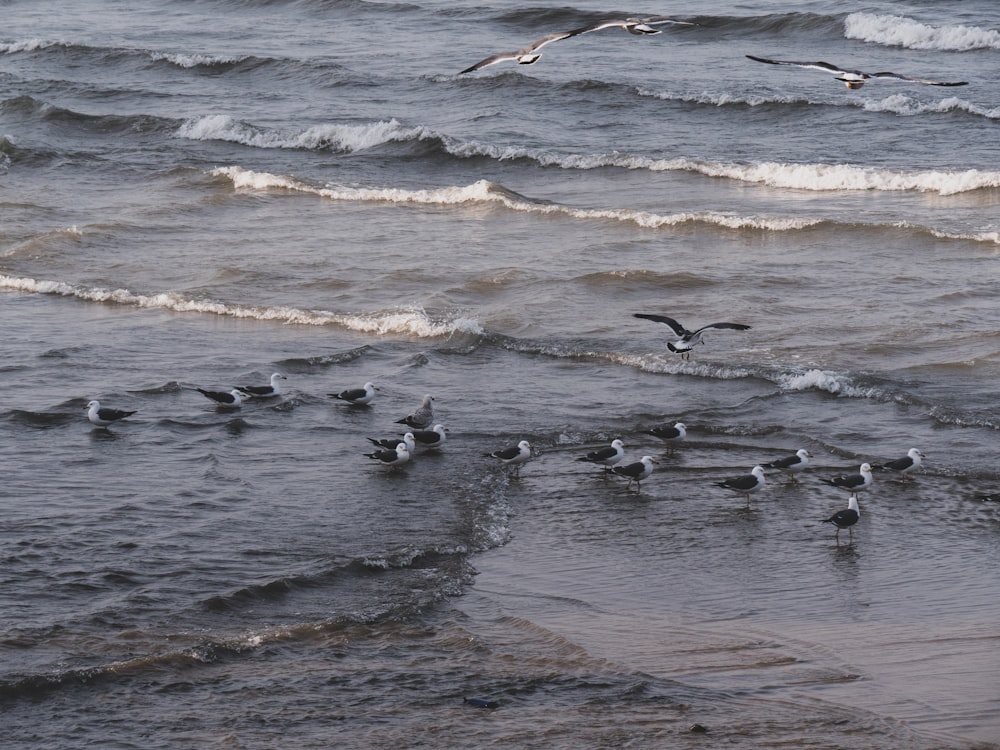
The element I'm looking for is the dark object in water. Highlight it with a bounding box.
[463,697,500,709]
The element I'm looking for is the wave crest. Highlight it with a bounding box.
[845,12,1000,51]
[0,274,483,338]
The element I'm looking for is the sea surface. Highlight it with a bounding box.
[2,1,1000,747]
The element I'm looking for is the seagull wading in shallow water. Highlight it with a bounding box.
[86,400,136,428]
[576,439,626,471]
[821,495,860,543]
[460,31,574,74]
[822,463,873,498]
[367,432,416,454]
[365,442,410,467]
[197,388,247,408]
[332,381,379,405]
[745,55,969,90]
[634,313,751,359]
[396,394,434,430]
[875,448,924,479]
[611,455,656,492]
[714,465,766,504]
[411,424,447,450]
[239,372,286,398]
[485,440,533,476]
[764,449,812,481]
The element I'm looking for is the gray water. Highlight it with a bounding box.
[2,1,1000,747]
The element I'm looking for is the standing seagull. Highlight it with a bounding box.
[485,440,533,476]
[197,388,246,408]
[821,495,860,543]
[367,432,416,454]
[874,448,924,479]
[411,424,447,450]
[395,394,434,430]
[714,465,766,505]
[576,438,626,471]
[239,372,286,398]
[634,313,751,359]
[331,381,378,406]
[647,422,686,452]
[570,15,694,36]
[746,55,968,89]
[365,442,410,467]
[460,30,574,74]
[763,449,812,482]
[85,400,136,428]
[611,455,656,492]
[822,463,873,498]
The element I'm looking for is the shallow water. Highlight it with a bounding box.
[2,1,1000,747]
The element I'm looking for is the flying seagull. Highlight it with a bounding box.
[395,394,434,430]
[746,55,969,89]
[570,15,694,36]
[411,423,447,450]
[460,30,573,74]
[611,455,656,492]
[714,465,766,504]
[874,448,924,479]
[331,381,379,406]
[485,440,533,476]
[576,438,626,471]
[239,372,286,398]
[86,400,136,428]
[763,449,812,482]
[197,388,247,408]
[365,442,411,467]
[634,313,751,359]
[822,463,873,498]
[821,495,860,543]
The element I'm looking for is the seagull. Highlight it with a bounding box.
[460,31,574,74]
[85,400,136,428]
[570,15,694,36]
[365,442,410,467]
[239,372,286,398]
[395,394,434,430]
[197,388,246,408]
[822,463,873,498]
[611,455,656,492]
[647,422,686,452]
[745,55,969,89]
[874,448,924,479]
[714,465,766,504]
[411,424,447,450]
[821,495,860,543]
[576,438,625,471]
[367,432,416,454]
[331,381,378,406]
[485,440,533,476]
[634,313,751,359]
[763,449,812,482]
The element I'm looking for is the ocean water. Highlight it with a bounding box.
[2,1,999,747]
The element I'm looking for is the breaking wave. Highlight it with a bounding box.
[845,12,1000,51]
[0,274,483,338]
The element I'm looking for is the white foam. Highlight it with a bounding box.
[152,52,250,68]
[862,94,1000,120]
[0,39,61,54]
[0,274,483,338]
[777,368,875,398]
[845,12,1000,51]
[213,166,819,232]
[178,116,431,152]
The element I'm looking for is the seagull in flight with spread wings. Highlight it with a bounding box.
[634,313,751,359]
[460,31,574,73]
[569,15,694,36]
[746,55,968,89]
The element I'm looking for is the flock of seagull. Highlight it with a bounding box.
[458,14,969,89]
[83,309,928,544]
